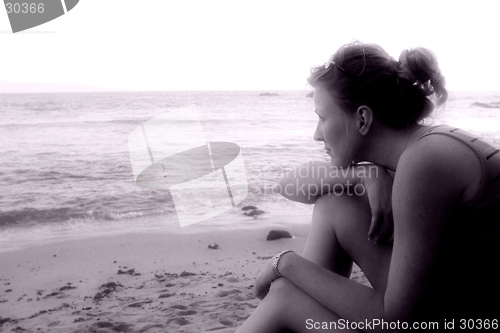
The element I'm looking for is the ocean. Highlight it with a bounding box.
[1,90,499,251]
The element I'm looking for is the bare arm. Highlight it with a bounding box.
[383,136,477,322]
[277,161,394,242]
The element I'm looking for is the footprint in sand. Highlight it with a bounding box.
[177,310,197,316]
[93,321,133,332]
[137,324,165,333]
[229,294,246,301]
[226,276,240,283]
[217,289,240,298]
[166,317,190,326]
[219,318,236,327]
[126,300,152,308]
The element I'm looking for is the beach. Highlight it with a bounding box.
[1,90,498,332]
[0,222,369,333]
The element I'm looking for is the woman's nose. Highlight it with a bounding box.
[313,123,323,142]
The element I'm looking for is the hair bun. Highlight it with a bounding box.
[398,47,448,106]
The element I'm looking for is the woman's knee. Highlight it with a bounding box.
[313,193,371,231]
[264,278,349,332]
[266,277,309,309]
[267,277,295,299]
[312,192,375,261]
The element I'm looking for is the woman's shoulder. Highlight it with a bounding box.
[402,125,477,158]
[397,126,483,204]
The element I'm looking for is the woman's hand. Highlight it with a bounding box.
[253,257,278,300]
[359,164,394,243]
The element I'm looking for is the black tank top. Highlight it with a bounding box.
[415,125,500,321]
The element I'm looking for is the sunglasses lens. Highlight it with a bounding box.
[324,54,335,69]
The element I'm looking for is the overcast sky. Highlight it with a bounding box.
[1,0,499,92]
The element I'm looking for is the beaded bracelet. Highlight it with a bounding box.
[272,250,294,279]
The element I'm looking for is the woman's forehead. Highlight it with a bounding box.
[313,87,337,109]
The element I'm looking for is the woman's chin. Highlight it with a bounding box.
[329,156,351,168]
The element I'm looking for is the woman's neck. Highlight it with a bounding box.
[363,125,428,171]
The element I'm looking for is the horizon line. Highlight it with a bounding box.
[1,88,497,95]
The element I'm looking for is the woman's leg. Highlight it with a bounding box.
[236,277,360,332]
[235,193,393,333]
[311,193,392,292]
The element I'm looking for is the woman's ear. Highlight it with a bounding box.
[356,105,373,136]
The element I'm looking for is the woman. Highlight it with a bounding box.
[236,42,500,332]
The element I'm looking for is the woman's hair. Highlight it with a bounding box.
[308,42,448,128]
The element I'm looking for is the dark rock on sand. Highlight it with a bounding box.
[241,205,266,218]
[259,92,279,97]
[266,230,292,241]
[243,208,266,218]
[208,243,220,250]
[117,268,136,275]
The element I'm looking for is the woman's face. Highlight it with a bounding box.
[313,86,357,167]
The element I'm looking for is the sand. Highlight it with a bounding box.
[0,223,369,333]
